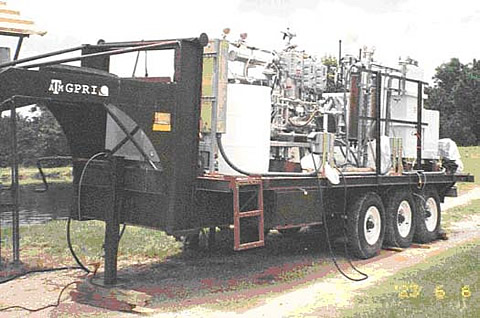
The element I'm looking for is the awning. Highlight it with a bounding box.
[0,1,46,37]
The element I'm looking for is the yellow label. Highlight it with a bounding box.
[153,112,171,132]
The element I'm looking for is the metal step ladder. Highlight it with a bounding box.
[232,177,265,251]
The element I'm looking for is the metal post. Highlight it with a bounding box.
[375,72,382,175]
[13,36,25,61]
[10,102,20,264]
[104,156,124,286]
[416,82,423,170]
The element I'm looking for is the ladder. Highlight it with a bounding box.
[232,177,265,251]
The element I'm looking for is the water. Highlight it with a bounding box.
[0,183,72,227]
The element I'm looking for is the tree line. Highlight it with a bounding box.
[0,105,69,167]
[425,58,480,146]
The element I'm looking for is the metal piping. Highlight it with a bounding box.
[0,45,85,68]
[20,41,180,69]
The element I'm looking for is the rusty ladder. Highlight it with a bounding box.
[232,177,265,251]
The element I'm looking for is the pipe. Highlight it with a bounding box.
[21,41,179,69]
[13,35,25,61]
[0,45,85,68]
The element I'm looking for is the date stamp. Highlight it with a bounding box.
[394,283,472,300]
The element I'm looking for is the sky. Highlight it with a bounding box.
[2,0,480,83]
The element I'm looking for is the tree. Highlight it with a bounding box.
[0,106,70,167]
[425,58,480,146]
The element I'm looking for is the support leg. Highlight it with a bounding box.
[104,157,124,286]
[10,102,20,264]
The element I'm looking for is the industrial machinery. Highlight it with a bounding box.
[0,31,473,285]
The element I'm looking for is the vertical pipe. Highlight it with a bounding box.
[10,102,20,264]
[233,183,240,250]
[375,72,382,175]
[13,36,24,61]
[338,40,342,87]
[416,82,423,170]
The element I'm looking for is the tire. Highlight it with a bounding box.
[183,231,200,251]
[384,190,416,248]
[414,188,441,243]
[347,192,385,259]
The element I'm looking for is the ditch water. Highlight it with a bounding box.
[0,183,72,227]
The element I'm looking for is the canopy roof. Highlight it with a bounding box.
[0,1,46,37]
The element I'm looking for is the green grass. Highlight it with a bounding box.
[341,239,480,318]
[458,146,480,191]
[442,199,480,228]
[0,166,72,186]
[1,220,181,269]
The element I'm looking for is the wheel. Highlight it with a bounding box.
[183,231,200,251]
[384,190,416,248]
[414,188,441,243]
[347,192,385,259]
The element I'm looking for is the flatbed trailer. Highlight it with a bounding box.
[0,33,474,285]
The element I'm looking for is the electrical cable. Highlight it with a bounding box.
[312,158,368,281]
[337,168,369,279]
[77,152,108,220]
[0,281,76,312]
[0,266,83,285]
[67,217,91,274]
[69,151,127,274]
[69,152,107,273]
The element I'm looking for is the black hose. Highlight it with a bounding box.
[66,217,91,273]
[337,168,369,280]
[216,134,319,177]
[312,159,368,281]
[0,266,83,285]
[66,217,127,275]
[68,151,128,274]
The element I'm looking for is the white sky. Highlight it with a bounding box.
[2,0,480,83]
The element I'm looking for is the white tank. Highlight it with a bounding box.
[218,84,272,175]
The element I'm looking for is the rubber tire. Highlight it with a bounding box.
[347,192,386,259]
[183,232,200,251]
[414,188,441,243]
[383,190,416,248]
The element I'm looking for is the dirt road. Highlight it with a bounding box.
[0,188,479,318]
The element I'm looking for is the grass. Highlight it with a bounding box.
[457,146,480,192]
[0,219,182,271]
[442,199,480,228]
[0,166,72,186]
[341,239,480,317]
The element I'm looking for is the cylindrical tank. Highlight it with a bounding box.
[218,83,272,175]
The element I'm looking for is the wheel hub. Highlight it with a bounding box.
[364,206,381,245]
[424,197,438,232]
[366,218,375,230]
[397,200,412,238]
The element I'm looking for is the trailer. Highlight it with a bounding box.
[0,32,473,285]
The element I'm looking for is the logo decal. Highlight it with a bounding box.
[48,79,109,97]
